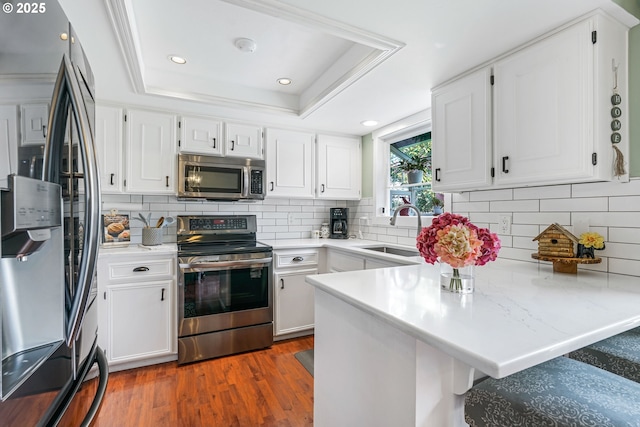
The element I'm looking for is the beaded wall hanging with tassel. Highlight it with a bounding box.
[610,59,626,177]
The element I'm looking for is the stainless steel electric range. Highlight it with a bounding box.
[176,215,273,364]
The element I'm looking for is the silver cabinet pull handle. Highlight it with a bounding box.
[270,181,274,191]
[292,256,304,262]
[166,176,169,187]
[161,288,165,301]
[231,140,235,150]
[280,278,285,289]
[321,184,325,193]
[133,266,149,272]
[110,173,114,185]
[212,137,216,149]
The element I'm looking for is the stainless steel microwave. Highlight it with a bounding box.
[177,154,265,201]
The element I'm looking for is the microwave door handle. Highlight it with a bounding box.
[242,167,250,198]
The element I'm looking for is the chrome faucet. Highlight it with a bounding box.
[390,203,422,236]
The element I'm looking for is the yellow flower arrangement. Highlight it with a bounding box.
[579,232,605,249]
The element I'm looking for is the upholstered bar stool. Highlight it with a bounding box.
[464,357,640,427]
[568,326,640,383]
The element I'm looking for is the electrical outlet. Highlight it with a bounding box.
[287,213,295,225]
[499,215,512,234]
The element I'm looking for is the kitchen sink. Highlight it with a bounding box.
[361,246,419,257]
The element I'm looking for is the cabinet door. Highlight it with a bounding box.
[179,116,222,155]
[106,280,174,363]
[20,103,48,146]
[0,105,18,189]
[225,122,263,159]
[274,268,317,336]
[95,105,124,193]
[125,109,177,194]
[431,68,492,192]
[316,135,361,200]
[265,128,315,198]
[494,19,594,186]
[326,250,364,273]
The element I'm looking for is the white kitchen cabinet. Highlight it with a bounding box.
[97,251,177,370]
[431,68,492,192]
[274,268,317,337]
[179,115,223,155]
[431,11,630,191]
[326,249,365,273]
[493,13,627,186]
[20,103,48,146]
[95,105,124,193]
[0,105,18,189]
[273,249,319,339]
[316,134,361,200]
[106,280,173,363]
[225,122,263,159]
[125,109,177,194]
[265,128,315,198]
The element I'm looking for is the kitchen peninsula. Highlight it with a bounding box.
[306,259,640,427]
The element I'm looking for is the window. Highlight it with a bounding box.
[371,111,443,224]
[389,132,435,215]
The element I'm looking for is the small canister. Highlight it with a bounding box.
[320,223,330,238]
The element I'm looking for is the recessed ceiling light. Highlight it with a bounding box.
[361,120,378,127]
[277,78,292,86]
[169,55,187,65]
[60,33,68,41]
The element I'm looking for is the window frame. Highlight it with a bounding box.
[371,110,436,228]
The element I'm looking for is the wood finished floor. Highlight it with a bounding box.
[76,336,314,427]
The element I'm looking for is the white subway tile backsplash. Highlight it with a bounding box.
[571,179,640,198]
[609,228,640,244]
[512,212,571,226]
[453,202,490,212]
[511,224,539,237]
[490,200,539,212]
[540,197,608,212]
[470,189,513,202]
[609,258,640,276]
[514,185,571,200]
[609,196,640,212]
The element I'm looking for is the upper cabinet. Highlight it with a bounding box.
[178,115,223,156]
[125,109,177,194]
[20,103,49,146]
[431,68,492,192]
[95,105,124,193]
[431,11,630,192]
[225,122,263,159]
[316,135,361,200]
[265,128,315,198]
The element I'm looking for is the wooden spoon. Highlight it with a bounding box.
[155,217,164,228]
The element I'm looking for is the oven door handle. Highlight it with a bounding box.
[180,257,272,272]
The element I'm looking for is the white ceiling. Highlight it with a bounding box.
[57,0,636,136]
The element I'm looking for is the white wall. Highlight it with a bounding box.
[351,179,640,277]
[102,194,346,244]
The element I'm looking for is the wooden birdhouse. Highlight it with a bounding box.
[533,223,578,258]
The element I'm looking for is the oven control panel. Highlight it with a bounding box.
[190,217,247,231]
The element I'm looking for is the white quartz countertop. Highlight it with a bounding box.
[98,243,177,257]
[306,258,640,379]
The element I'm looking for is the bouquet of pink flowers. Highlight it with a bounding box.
[416,213,501,290]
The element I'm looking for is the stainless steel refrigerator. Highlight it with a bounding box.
[0,1,108,425]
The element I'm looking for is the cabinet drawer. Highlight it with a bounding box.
[107,258,175,282]
[275,250,319,268]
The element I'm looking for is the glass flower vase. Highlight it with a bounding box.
[440,263,475,294]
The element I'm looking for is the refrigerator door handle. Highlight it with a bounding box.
[45,55,102,346]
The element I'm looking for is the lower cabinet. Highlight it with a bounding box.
[97,250,177,370]
[274,268,318,337]
[106,280,173,363]
[273,249,319,339]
